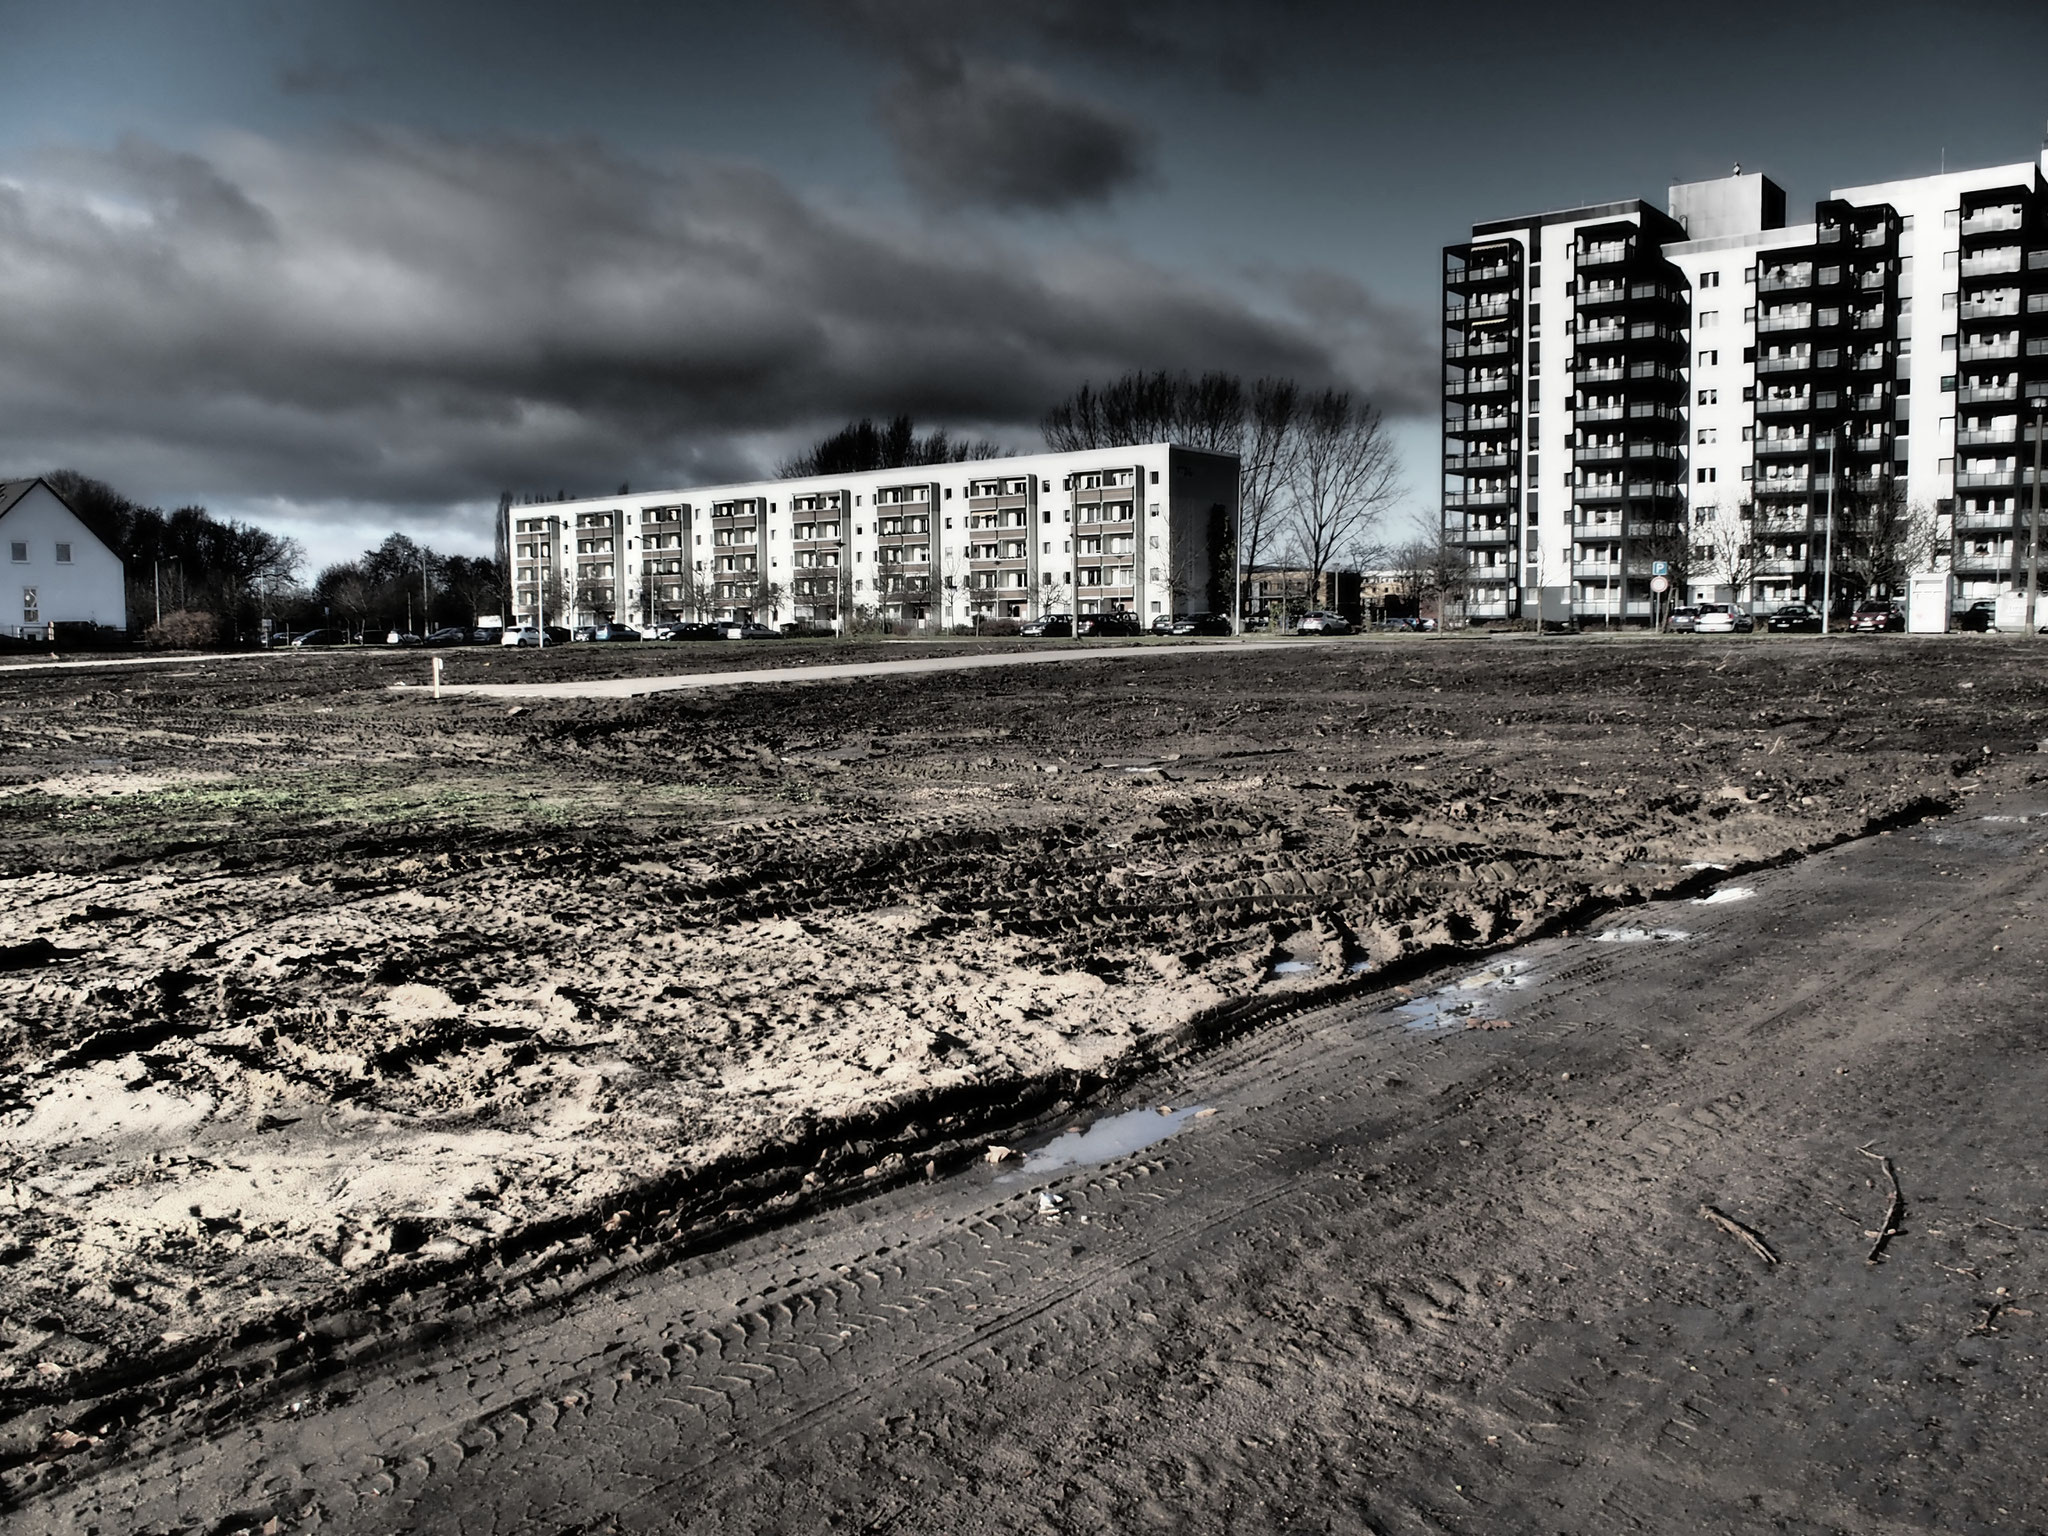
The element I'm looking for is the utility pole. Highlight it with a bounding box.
[2028,387,2047,636]
[1820,430,1837,636]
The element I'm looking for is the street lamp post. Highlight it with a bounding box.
[1820,431,1837,636]
[2026,388,2047,637]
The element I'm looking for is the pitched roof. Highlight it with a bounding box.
[0,477,126,558]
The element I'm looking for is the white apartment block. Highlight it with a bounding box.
[505,445,1240,631]
[1443,141,2048,622]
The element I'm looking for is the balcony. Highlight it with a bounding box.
[1627,321,1685,343]
[1444,489,1516,509]
[1447,259,1516,288]
[1852,349,1890,371]
[1960,341,2020,362]
[1755,558,1810,577]
[1755,434,1813,456]
[1577,322,1627,345]
[1961,296,2021,320]
[1627,481,1684,500]
[1449,451,1515,470]
[1851,435,1891,454]
[1758,270,1814,293]
[1574,404,1624,422]
[1575,483,1625,501]
[1575,364,1624,383]
[1446,338,1514,360]
[1575,443,1624,463]
[1956,511,2019,530]
[1450,374,1515,396]
[1961,250,2023,279]
[1628,442,1681,462]
[1570,563,1626,580]
[1757,394,1813,415]
[1755,474,1813,494]
[1446,414,1516,436]
[1959,382,2019,404]
[1758,353,1815,374]
[1452,296,1516,322]
[1758,310,1814,333]
[1458,525,1515,546]
[1962,207,2025,235]
[1577,243,1631,267]
[1576,282,1629,309]
[1853,392,1889,412]
[1956,470,2019,488]
[1627,361,1682,384]
[1958,427,2018,446]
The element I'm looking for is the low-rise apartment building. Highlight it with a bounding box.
[506,445,1239,632]
[1443,140,2048,622]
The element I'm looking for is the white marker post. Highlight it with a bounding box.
[431,655,444,700]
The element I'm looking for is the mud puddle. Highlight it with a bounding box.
[995,1104,1207,1184]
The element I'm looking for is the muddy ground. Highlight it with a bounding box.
[0,634,2038,1510]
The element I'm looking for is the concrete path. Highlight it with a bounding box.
[417,641,1305,700]
[32,776,2048,1536]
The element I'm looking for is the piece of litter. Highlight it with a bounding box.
[1038,1192,1063,1214]
[984,1144,1020,1165]
[1693,886,1755,906]
[1466,1018,1515,1030]
[1195,1107,1218,1118]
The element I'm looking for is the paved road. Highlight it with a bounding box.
[420,641,1305,700]
[24,778,2048,1536]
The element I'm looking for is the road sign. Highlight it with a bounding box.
[1650,574,1670,594]
[1651,561,1670,577]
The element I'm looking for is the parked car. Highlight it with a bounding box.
[1694,603,1754,634]
[589,623,641,642]
[384,630,423,647]
[780,619,837,637]
[658,621,723,641]
[1296,611,1353,635]
[1957,599,1999,632]
[1076,612,1143,638]
[501,624,572,647]
[1240,614,1271,633]
[1170,614,1233,636]
[570,625,597,642]
[290,628,350,647]
[1020,615,1074,638]
[469,627,502,645]
[1149,614,1178,635]
[424,626,473,646]
[1848,600,1904,632]
[715,622,779,639]
[1765,603,1823,633]
[1666,605,1700,633]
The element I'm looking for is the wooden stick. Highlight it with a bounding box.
[1858,1145,1905,1262]
[1699,1203,1779,1265]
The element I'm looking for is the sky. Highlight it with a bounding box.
[0,0,2044,574]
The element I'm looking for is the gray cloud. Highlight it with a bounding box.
[879,53,1155,211]
[0,129,1428,540]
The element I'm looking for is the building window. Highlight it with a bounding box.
[1697,468,1717,483]
[1699,271,1720,289]
[1699,311,1719,328]
[6,542,23,564]
[1697,428,1717,445]
[22,587,37,623]
[54,543,72,564]
[1698,388,1718,406]
[1698,350,1719,367]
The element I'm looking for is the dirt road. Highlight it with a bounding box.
[21,758,2048,1535]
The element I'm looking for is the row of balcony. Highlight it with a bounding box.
[1573,481,1684,501]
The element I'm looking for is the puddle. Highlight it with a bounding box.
[1592,927,1693,944]
[1387,958,1540,1031]
[1682,861,1730,871]
[1692,886,1755,905]
[1269,959,1317,977]
[994,1104,1206,1183]
[1346,959,1373,974]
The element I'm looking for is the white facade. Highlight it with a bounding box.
[0,480,127,636]
[1445,142,2048,622]
[505,444,1241,631]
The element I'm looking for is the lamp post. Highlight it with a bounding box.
[2027,387,2047,637]
[1820,430,1837,636]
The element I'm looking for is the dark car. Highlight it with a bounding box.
[590,623,641,642]
[290,628,351,647]
[384,630,423,647]
[424,626,473,646]
[1020,614,1074,638]
[780,619,837,637]
[1077,612,1143,638]
[658,621,722,641]
[1765,603,1823,633]
[1666,605,1700,633]
[1170,614,1233,636]
[1957,599,1999,632]
[730,623,780,639]
[1848,600,1904,633]
[1149,614,1178,635]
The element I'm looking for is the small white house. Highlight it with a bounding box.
[0,479,127,637]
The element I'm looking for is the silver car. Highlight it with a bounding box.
[1296,611,1353,635]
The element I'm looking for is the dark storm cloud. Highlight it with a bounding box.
[816,0,1290,211]
[0,129,1421,522]
[878,53,1155,211]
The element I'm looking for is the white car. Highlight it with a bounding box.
[501,625,541,647]
[1693,604,1754,634]
[1296,611,1353,635]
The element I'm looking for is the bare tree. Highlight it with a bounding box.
[1837,484,1939,603]
[1040,370,1245,453]
[1286,390,1399,601]
[1702,517,1760,606]
[780,415,1007,477]
[1236,378,1301,619]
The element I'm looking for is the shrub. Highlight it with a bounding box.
[144,610,219,649]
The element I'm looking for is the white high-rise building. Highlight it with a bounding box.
[505,444,1240,632]
[1443,141,2048,623]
